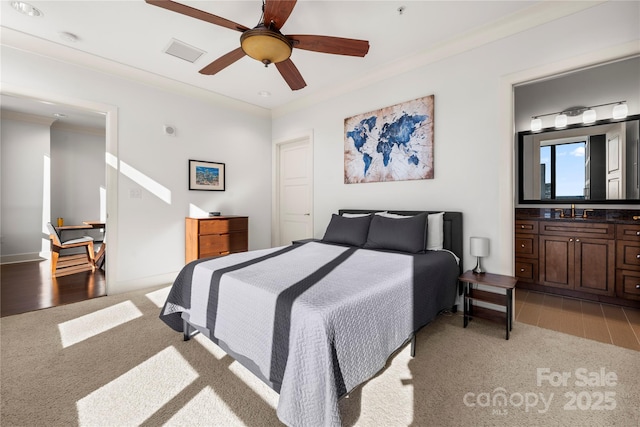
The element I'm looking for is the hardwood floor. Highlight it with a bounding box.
[515,289,640,351]
[0,259,106,318]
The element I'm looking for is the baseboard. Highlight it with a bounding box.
[0,253,45,264]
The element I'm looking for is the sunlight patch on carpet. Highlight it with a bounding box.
[58,300,142,348]
[228,360,278,409]
[163,385,245,426]
[146,286,172,308]
[77,346,198,426]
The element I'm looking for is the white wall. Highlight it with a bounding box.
[0,114,54,261]
[50,125,105,227]
[1,46,273,294]
[272,1,640,275]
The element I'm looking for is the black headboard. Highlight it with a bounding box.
[337,209,463,272]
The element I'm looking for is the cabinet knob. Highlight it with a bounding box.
[576,239,580,243]
[520,268,525,272]
[521,244,525,248]
[569,238,574,242]
[636,254,640,259]
[636,231,640,236]
[636,284,640,289]
[521,225,525,229]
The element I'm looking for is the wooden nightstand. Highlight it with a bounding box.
[459,270,517,340]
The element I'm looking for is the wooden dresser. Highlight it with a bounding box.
[185,216,248,263]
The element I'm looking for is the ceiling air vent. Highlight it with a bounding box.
[163,39,206,63]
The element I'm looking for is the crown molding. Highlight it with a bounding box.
[272,0,606,118]
[0,27,271,119]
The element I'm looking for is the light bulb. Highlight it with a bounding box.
[612,103,628,119]
[582,109,596,124]
[531,117,542,132]
[555,114,568,128]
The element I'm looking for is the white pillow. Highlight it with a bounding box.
[341,212,372,218]
[376,211,445,251]
[427,212,444,250]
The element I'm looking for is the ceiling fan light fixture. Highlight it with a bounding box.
[240,25,292,66]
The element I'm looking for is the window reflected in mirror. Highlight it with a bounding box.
[518,117,640,203]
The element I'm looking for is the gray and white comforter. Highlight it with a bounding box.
[160,241,458,426]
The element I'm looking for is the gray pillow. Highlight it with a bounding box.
[322,214,372,247]
[364,212,428,253]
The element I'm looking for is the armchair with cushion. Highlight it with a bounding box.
[47,222,95,277]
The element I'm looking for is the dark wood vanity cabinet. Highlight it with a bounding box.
[616,224,640,301]
[538,221,615,296]
[514,220,538,283]
[514,214,640,306]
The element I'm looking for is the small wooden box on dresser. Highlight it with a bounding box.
[185,216,248,263]
[515,209,640,308]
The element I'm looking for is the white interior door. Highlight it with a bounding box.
[276,137,313,246]
[606,124,625,199]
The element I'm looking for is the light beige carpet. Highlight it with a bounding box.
[1,284,639,427]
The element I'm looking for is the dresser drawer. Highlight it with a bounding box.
[617,240,640,270]
[616,269,640,301]
[515,235,538,258]
[515,220,538,234]
[200,217,248,235]
[515,258,538,283]
[199,231,248,257]
[616,224,640,241]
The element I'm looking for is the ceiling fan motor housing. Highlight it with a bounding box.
[240,25,293,66]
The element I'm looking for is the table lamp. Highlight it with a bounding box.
[470,237,489,274]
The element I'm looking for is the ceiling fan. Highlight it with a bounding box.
[145,0,370,90]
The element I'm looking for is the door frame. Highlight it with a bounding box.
[1,83,118,294]
[272,131,314,247]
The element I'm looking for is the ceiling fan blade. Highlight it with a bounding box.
[263,0,297,31]
[199,48,246,75]
[287,35,370,57]
[275,59,306,91]
[145,0,249,32]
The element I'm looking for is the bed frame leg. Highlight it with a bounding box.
[410,334,416,357]
[183,319,191,341]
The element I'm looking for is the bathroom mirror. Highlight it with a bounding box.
[518,115,640,204]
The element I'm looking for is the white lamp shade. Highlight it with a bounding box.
[612,103,628,119]
[531,117,542,132]
[470,237,490,257]
[582,109,596,124]
[555,114,568,128]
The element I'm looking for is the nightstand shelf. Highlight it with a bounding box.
[459,270,517,340]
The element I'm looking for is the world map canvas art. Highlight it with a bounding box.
[344,95,434,183]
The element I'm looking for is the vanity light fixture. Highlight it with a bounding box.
[529,100,628,131]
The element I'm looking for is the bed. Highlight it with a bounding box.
[160,209,462,426]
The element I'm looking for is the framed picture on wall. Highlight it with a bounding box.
[189,159,225,191]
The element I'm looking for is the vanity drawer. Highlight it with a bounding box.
[515,235,538,258]
[515,258,538,283]
[616,269,640,301]
[616,224,640,241]
[515,220,538,234]
[617,240,640,271]
[540,221,615,239]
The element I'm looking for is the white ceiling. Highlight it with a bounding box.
[1,0,594,126]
